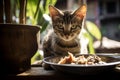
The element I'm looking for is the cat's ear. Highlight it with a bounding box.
[49,5,64,20]
[72,4,87,19]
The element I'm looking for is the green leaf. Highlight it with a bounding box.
[45,0,57,14]
[27,0,40,24]
[82,29,95,54]
[86,21,101,40]
[40,20,49,33]
[36,7,43,25]
[31,51,41,64]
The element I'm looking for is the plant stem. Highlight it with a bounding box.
[0,0,4,23]
[19,0,27,24]
[4,0,12,23]
[34,0,41,19]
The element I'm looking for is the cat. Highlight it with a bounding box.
[42,4,87,69]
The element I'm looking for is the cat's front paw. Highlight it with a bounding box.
[42,63,53,70]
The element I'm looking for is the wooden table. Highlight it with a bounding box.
[2,66,120,80]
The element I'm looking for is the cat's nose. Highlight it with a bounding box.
[64,30,70,35]
[65,35,69,39]
[64,25,71,35]
[64,33,69,35]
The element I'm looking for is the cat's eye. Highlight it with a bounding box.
[54,25,62,28]
[71,25,77,29]
[58,25,64,29]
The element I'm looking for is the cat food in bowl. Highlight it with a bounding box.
[43,53,120,75]
[58,52,106,65]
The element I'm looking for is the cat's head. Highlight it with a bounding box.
[49,4,87,41]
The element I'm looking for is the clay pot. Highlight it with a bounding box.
[0,23,40,74]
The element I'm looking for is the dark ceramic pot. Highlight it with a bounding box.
[0,23,40,74]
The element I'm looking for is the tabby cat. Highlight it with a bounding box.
[42,4,87,58]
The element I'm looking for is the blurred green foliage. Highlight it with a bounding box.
[86,21,101,40]
[31,51,43,64]
[27,0,57,33]
[10,0,56,32]
[83,20,102,54]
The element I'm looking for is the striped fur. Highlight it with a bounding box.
[42,5,87,57]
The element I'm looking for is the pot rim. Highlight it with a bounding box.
[0,23,41,30]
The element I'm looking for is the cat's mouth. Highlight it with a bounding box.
[61,35,74,41]
[57,33,75,41]
[65,35,69,39]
